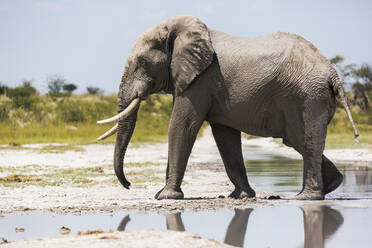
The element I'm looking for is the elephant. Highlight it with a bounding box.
[97,15,359,200]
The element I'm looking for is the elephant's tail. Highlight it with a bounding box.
[329,67,360,144]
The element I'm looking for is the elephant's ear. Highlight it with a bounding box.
[169,16,214,95]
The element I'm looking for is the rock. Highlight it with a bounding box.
[59,226,71,235]
[267,195,281,200]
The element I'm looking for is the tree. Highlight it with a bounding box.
[353,64,372,84]
[351,64,372,110]
[330,56,372,110]
[47,75,66,96]
[86,86,103,95]
[0,82,8,95]
[330,56,357,86]
[63,83,78,94]
[21,80,37,95]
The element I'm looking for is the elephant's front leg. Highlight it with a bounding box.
[155,96,206,200]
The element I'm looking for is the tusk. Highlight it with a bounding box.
[97,98,140,124]
[97,123,118,141]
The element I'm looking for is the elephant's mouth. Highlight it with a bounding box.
[96,98,140,141]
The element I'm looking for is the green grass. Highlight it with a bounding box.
[326,132,372,149]
[0,122,119,144]
[0,94,172,144]
[1,91,372,148]
[326,106,372,148]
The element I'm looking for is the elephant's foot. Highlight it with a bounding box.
[322,155,344,194]
[295,190,324,200]
[228,188,256,199]
[323,173,343,194]
[155,187,184,200]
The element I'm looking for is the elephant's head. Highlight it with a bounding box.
[97,16,214,189]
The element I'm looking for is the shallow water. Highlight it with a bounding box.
[1,206,372,247]
[243,153,372,199]
[1,154,372,247]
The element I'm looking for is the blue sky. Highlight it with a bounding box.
[1,0,371,94]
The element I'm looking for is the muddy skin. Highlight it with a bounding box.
[295,155,345,200]
[155,187,184,200]
[106,15,358,200]
[228,189,256,199]
[295,190,325,201]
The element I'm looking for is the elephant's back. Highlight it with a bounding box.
[209,30,292,73]
[209,30,333,99]
[209,30,292,88]
[274,32,333,99]
[207,30,335,136]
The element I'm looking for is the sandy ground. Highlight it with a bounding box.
[0,128,272,214]
[0,126,371,215]
[1,127,372,247]
[2,230,234,248]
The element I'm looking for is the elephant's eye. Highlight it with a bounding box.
[137,54,150,67]
[137,57,145,67]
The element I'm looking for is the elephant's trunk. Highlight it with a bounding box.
[114,110,138,189]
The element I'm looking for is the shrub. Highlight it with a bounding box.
[87,86,103,95]
[58,102,85,122]
[0,82,8,95]
[63,84,78,94]
[6,81,38,109]
[84,100,116,122]
[0,96,11,121]
[47,75,66,97]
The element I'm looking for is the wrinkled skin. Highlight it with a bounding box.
[114,15,348,201]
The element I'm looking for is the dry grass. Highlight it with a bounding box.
[0,174,41,182]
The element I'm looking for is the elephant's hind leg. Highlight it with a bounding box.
[292,100,330,200]
[211,124,255,198]
[322,155,343,194]
[283,141,343,194]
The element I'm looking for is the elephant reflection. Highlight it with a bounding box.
[163,210,252,247]
[224,209,253,247]
[116,206,343,247]
[165,212,185,231]
[117,214,131,231]
[162,209,252,247]
[301,205,344,248]
[336,166,371,196]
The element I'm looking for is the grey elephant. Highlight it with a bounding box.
[97,16,358,200]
